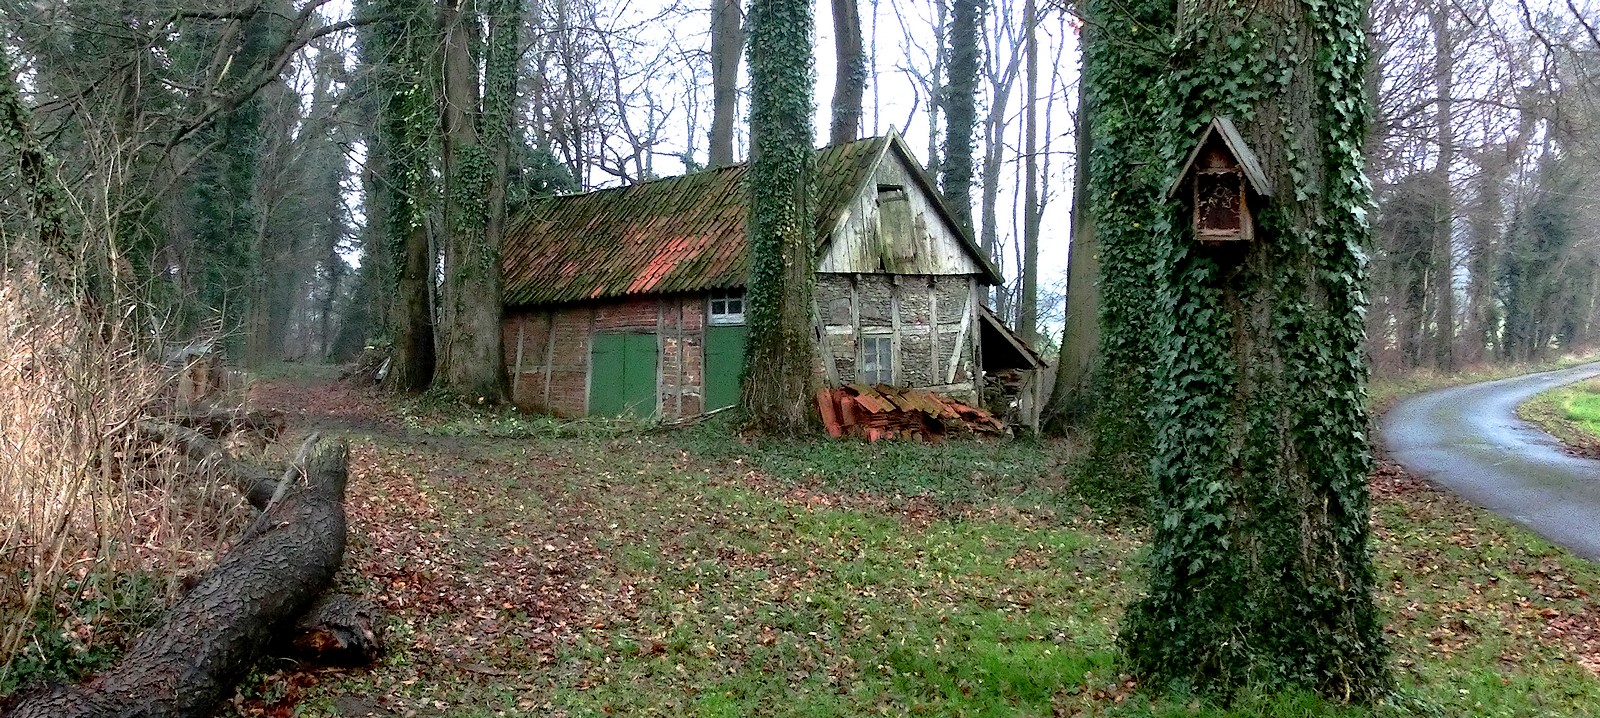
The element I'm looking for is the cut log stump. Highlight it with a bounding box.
[287,593,383,666]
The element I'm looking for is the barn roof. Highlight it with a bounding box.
[501,133,999,308]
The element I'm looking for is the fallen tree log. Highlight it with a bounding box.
[286,593,383,666]
[7,439,350,718]
[170,408,286,442]
[135,420,314,511]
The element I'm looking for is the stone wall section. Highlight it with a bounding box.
[814,272,978,398]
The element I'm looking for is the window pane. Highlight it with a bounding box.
[861,337,893,385]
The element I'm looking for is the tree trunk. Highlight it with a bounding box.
[1018,0,1039,345]
[1120,0,1385,698]
[372,0,439,394]
[8,441,350,718]
[741,0,818,434]
[1429,0,1455,371]
[940,0,982,236]
[829,0,866,145]
[1041,76,1096,433]
[1463,145,1510,364]
[437,0,512,401]
[390,219,437,392]
[709,0,744,167]
[977,18,1023,310]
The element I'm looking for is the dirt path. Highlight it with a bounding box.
[1382,362,1600,562]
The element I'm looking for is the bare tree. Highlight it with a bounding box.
[709,0,745,165]
[830,0,867,144]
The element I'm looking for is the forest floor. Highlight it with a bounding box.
[209,369,1600,718]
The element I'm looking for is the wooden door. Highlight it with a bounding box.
[703,325,747,411]
[590,332,658,416]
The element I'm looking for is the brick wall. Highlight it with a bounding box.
[502,274,982,417]
[503,294,709,419]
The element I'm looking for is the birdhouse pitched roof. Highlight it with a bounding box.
[501,132,1000,308]
[1165,116,1274,200]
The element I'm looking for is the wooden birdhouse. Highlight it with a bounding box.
[1166,116,1273,244]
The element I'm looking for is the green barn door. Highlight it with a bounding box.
[703,325,747,411]
[590,332,658,417]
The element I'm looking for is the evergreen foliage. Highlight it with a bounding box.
[1117,0,1387,699]
[740,0,819,433]
[180,8,284,355]
[1074,0,1172,509]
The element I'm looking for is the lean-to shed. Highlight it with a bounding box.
[499,132,1040,419]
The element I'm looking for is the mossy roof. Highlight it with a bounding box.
[500,134,997,308]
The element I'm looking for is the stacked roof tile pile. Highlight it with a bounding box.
[815,385,1004,442]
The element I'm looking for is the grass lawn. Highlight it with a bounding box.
[192,378,1600,718]
[1519,377,1600,458]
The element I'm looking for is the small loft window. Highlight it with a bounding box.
[860,335,894,386]
[876,184,907,202]
[709,290,745,325]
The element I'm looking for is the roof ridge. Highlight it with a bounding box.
[535,135,891,202]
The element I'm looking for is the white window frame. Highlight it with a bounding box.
[859,335,895,386]
[708,290,746,326]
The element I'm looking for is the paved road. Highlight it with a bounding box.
[1381,362,1600,561]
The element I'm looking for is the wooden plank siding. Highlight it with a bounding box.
[816,148,984,276]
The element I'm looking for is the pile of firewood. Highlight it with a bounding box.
[816,384,1005,442]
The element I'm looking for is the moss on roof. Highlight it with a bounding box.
[501,134,1000,307]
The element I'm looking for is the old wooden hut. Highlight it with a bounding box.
[499,132,1041,419]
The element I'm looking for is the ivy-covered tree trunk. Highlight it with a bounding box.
[1047,0,1167,486]
[828,0,865,145]
[939,0,982,236]
[365,0,438,392]
[436,0,515,401]
[1121,0,1386,698]
[739,0,817,434]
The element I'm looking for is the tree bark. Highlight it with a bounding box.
[437,0,512,401]
[977,19,1024,310]
[1429,0,1455,371]
[1042,76,1097,433]
[741,0,818,434]
[286,593,382,666]
[1018,0,1039,345]
[390,218,437,392]
[372,0,440,394]
[709,0,744,167]
[828,0,865,145]
[940,0,983,237]
[8,440,350,718]
[1120,0,1385,698]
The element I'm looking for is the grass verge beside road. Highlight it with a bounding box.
[1370,352,1600,413]
[1520,378,1600,459]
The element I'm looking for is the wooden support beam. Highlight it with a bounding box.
[948,283,975,384]
[928,280,940,383]
[512,321,526,400]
